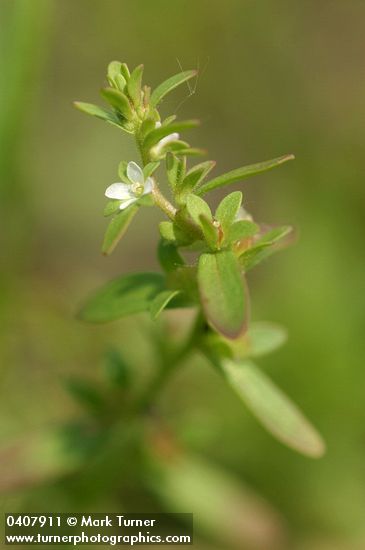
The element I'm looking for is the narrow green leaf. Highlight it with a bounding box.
[78,272,166,323]
[143,161,160,179]
[127,63,144,107]
[103,199,121,217]
[102,206,138,256]
[150,290,181,320]
[150,69,197,107]
[221,359,326,458]
[140,118,156,139]
[226,220,258,243]
[181,160,216,192]
[107,61,126,90]
[239,226,293,271]
[245,322,288,357]
[162,115,177,126]
[120,63,130,81]
[159,221,175,242]
[118,160,131,183]
[197,154,295,195]
[166,153,186,188]
[143,120,199,150]
[176,147,207,157]
[100,87,134,120]
[186,194,212,226]
[198,251,246,339]
[199,214,219,250]
[158,240,185,272]
[73,102,120,125]
[215,191,243,232]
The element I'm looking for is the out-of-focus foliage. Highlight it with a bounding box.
[1,1,365,548]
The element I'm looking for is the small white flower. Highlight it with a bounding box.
[153,121,180,156]
[105,161,153,210]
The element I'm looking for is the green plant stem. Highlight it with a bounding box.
[136,129,177,220]
[136,310,205,413]
[151,181,177,220]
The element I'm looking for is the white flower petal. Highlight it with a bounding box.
[127,161,144,185]
[105,183,132,200]
[119,197,137,210]
[143,177,153,195]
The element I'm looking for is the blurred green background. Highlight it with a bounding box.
[1,1,365,548]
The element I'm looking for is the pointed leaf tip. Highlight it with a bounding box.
[221,359,326,458]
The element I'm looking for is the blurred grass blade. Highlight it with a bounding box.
[198,251,247,339]
[150,450,286,549]
[197,154,295,195]
[150,289,181,320]
[102,205,138,255]
[78,273,166,323]
[222,359,326,457]
[150,70,197,107]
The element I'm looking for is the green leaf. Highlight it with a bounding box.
[127,63,144,107]
[150,289,181,320]
[107,61,126,90]
[166,153,186,189]
[143,161,160,179]
[181,161,216,193]
[186,194,212,226]
[103,200,121,217]
[226,220,258,243]
[140,118,156,139]
[158,240,185,272]
[176,147,206,157]
[100,87,134,120]
[120,63,130,81]
[239,225,293,271]
[152,452,285,549]
[103,348,130,388]
[221,359,326,457]
[215,191,243,232]
[162,115,177,126]
[118,160,131,183]
[198,251,246,339]
[143,120,199,151]
[159,221,175,242]
[73,102,120,125]
[245,322,288,357]
[101,206,138,256]
[150,69,197,107]
[199,214,219,250]
[78,272,166,323]
[197,154,295,195]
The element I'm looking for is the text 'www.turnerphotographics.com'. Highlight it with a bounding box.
[5,513,193,546]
